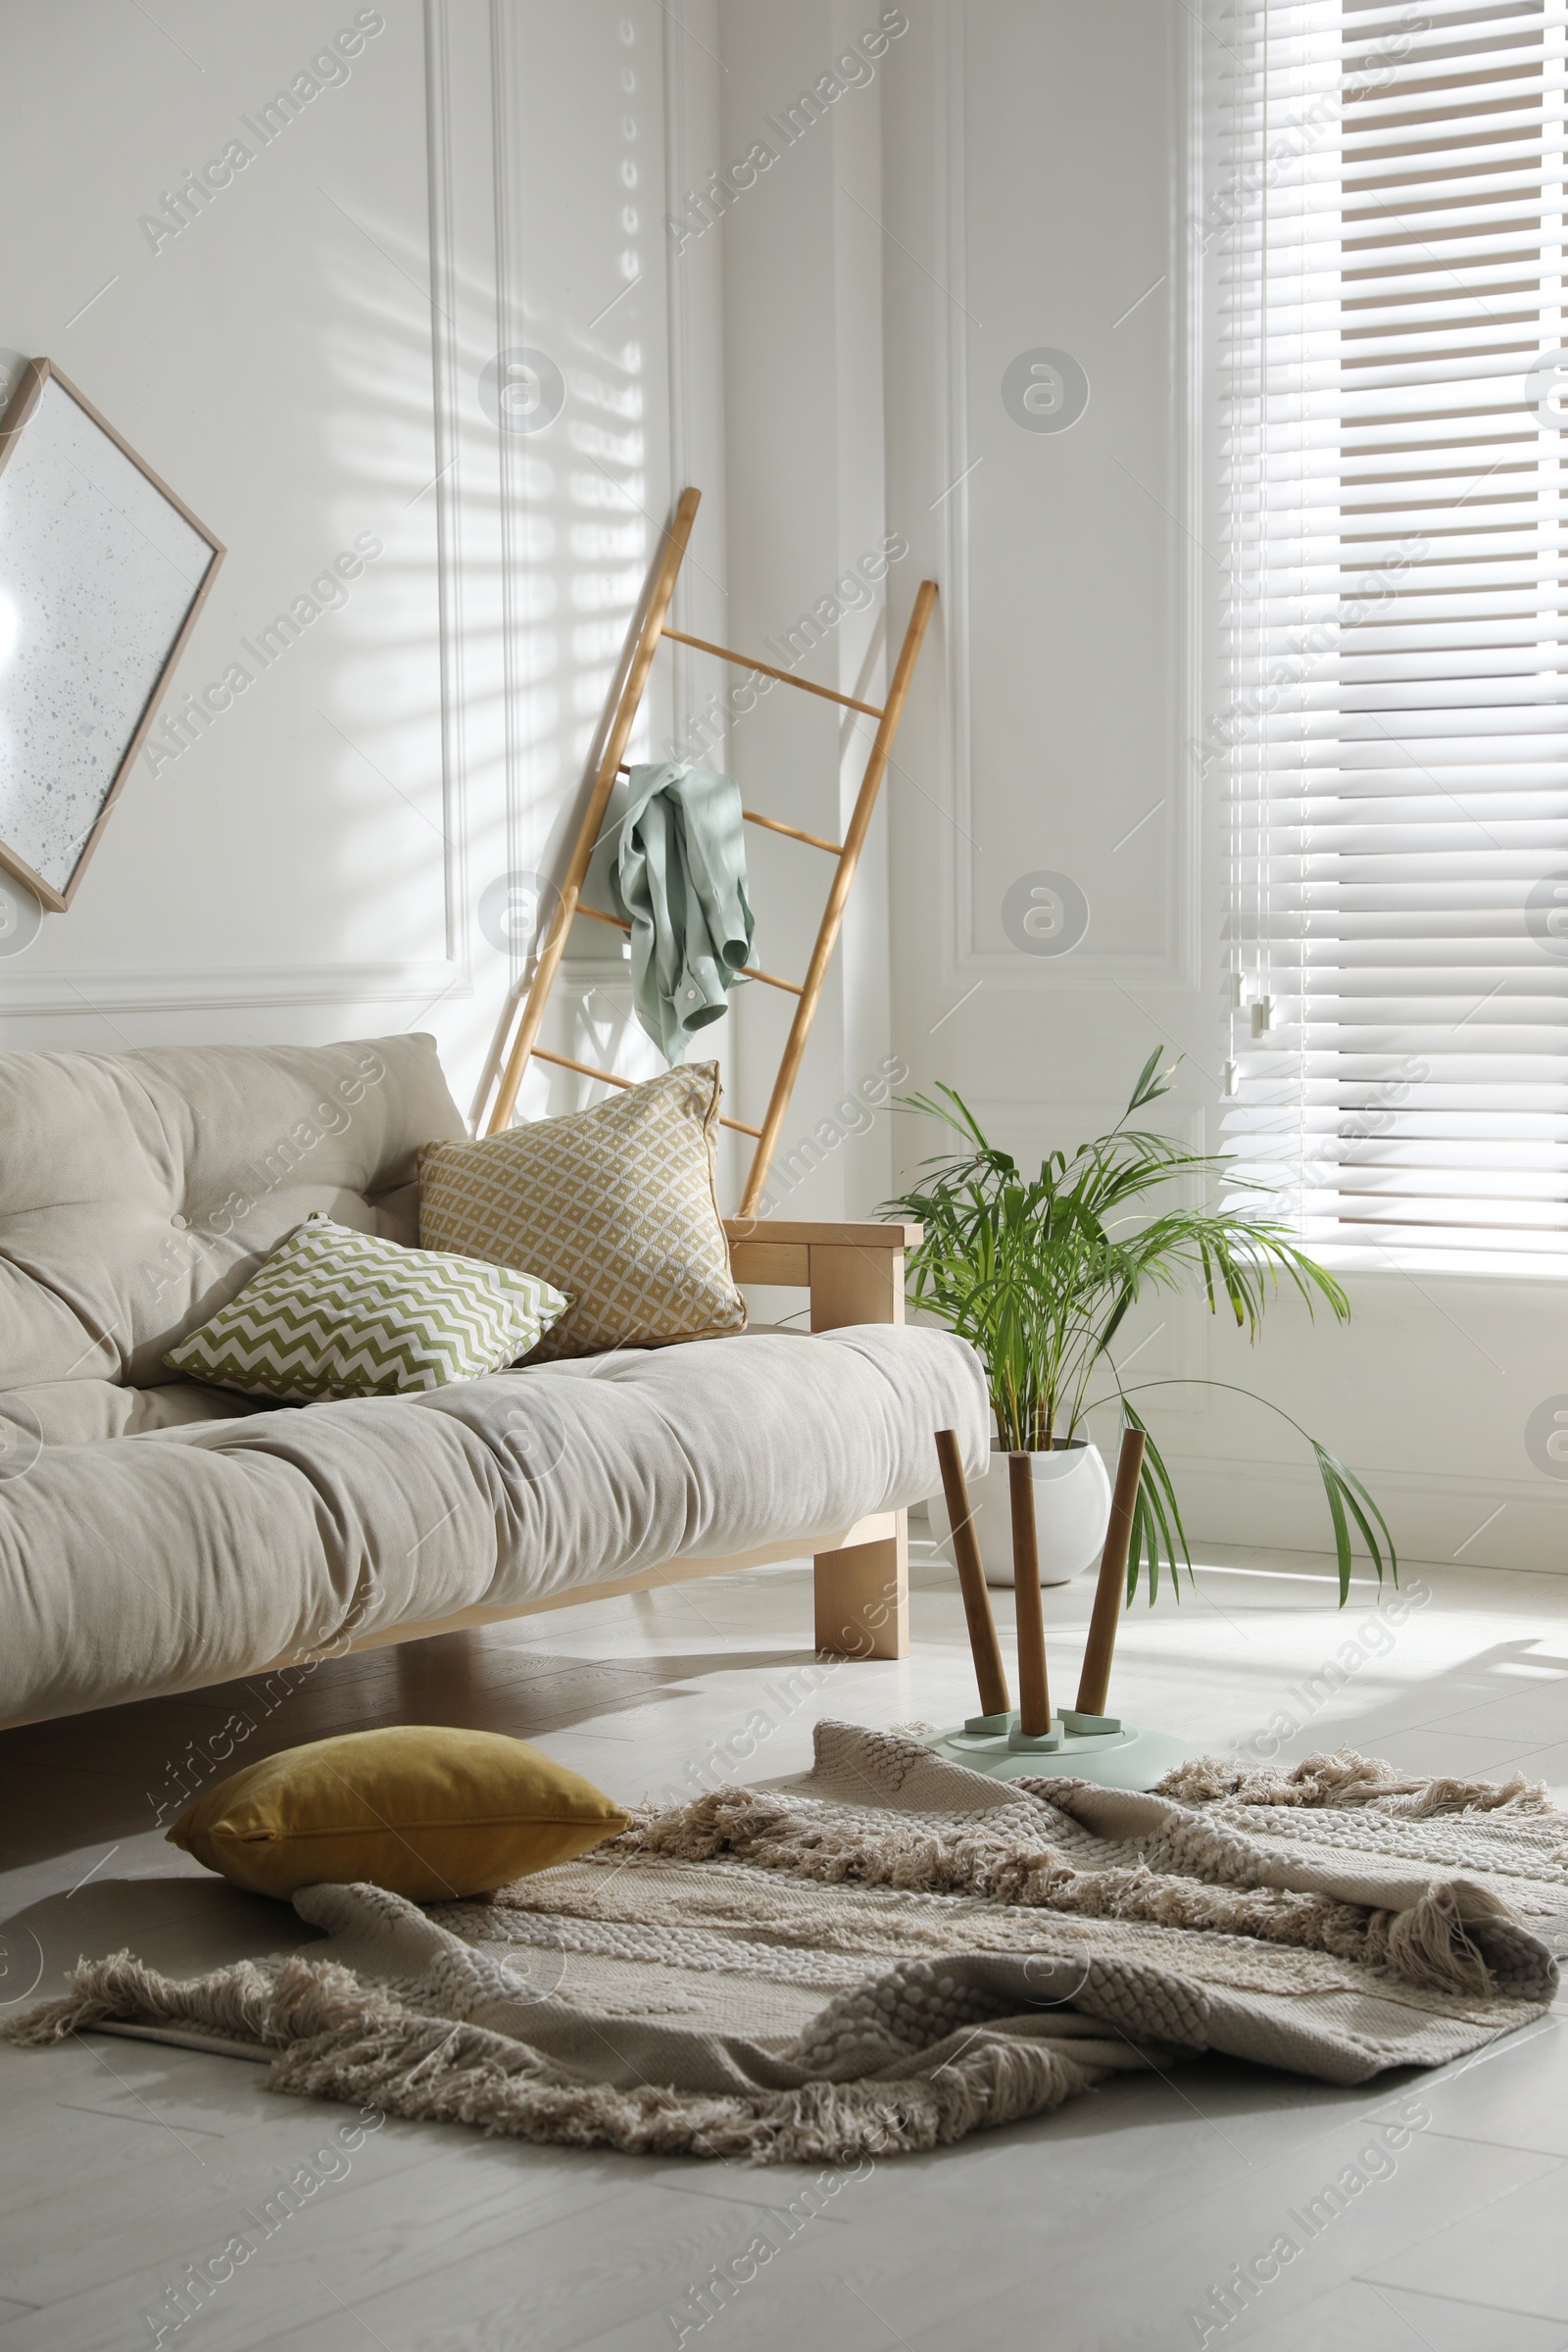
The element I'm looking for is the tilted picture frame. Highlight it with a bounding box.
[0,358,223,912]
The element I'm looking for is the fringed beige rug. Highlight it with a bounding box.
[6,1725,1565,2163]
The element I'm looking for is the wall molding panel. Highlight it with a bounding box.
[0,6,471,1022]
[938,0,1200,996]
[0,960,465,1018]
[424,0,469,985]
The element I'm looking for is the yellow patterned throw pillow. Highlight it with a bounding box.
[418,1062,747,1359]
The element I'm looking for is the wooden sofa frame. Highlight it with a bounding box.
[313,1217,919,1674]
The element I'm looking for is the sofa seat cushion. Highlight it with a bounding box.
[0,1034,466,1394]
[0,1378,278,1447]
[0,1323,989,1728]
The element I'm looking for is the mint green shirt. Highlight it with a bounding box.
[609,763,755,1063]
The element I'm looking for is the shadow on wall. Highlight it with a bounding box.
[122,17,663,1104]
[317,170,656,1101]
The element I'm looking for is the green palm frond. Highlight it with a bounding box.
[1119,1403,1191,1606]
[884,1058,1391,1607]
[1314,1445,1398,1603]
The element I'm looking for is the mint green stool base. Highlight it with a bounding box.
[925,1713,1198,1791]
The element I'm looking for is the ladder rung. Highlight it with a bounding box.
[572,901,802,995]
[574,901,632,935]
[530,1047,763,1136]
[661,625,885,718]
[613,765,844,858]
[743,808,845,857]
[746,964,803,996]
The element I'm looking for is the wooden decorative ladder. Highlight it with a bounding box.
[475,485,938,1215]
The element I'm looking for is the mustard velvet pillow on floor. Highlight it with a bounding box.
[417,1061,747,1359]
[167,1726,629,1899]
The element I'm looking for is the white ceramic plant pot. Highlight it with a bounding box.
[928,1442,1113,1589]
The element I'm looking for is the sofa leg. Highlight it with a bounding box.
[814,1515,908,1659]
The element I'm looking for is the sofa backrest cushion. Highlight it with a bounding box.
[0,1033,466,1392]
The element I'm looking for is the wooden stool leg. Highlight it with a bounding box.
[1008,1453,1052,1736]
[936,1428,1011,1722]
[1075,1427,1147,1718]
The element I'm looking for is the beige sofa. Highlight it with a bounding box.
[0,1034,986,1726]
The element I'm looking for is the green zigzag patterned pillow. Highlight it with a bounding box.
[165,1214,569,1402]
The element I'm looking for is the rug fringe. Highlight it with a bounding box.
[2,1944,1099,2163]
[267,2009,1100,2162]
[1373,1886,1494,1999]
[1155,1747,1552,1817]
[0,1950,403,2054]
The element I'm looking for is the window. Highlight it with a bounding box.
[1210,0,1568,1273]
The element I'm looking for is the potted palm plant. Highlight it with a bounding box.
[885,1052,1394,1604]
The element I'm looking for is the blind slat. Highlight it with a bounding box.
[1215,0,1568,1274]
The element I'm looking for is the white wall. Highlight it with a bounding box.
[881,0,1210,1456]
[713,0,897,1219]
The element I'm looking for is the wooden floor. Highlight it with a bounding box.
[2,1538,1568,2351]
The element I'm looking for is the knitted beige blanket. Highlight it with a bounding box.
[7,1725,1565,2163]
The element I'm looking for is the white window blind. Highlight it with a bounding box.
[1213,0,1568,1274]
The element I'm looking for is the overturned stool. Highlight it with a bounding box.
[923,1426,1198,1791]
